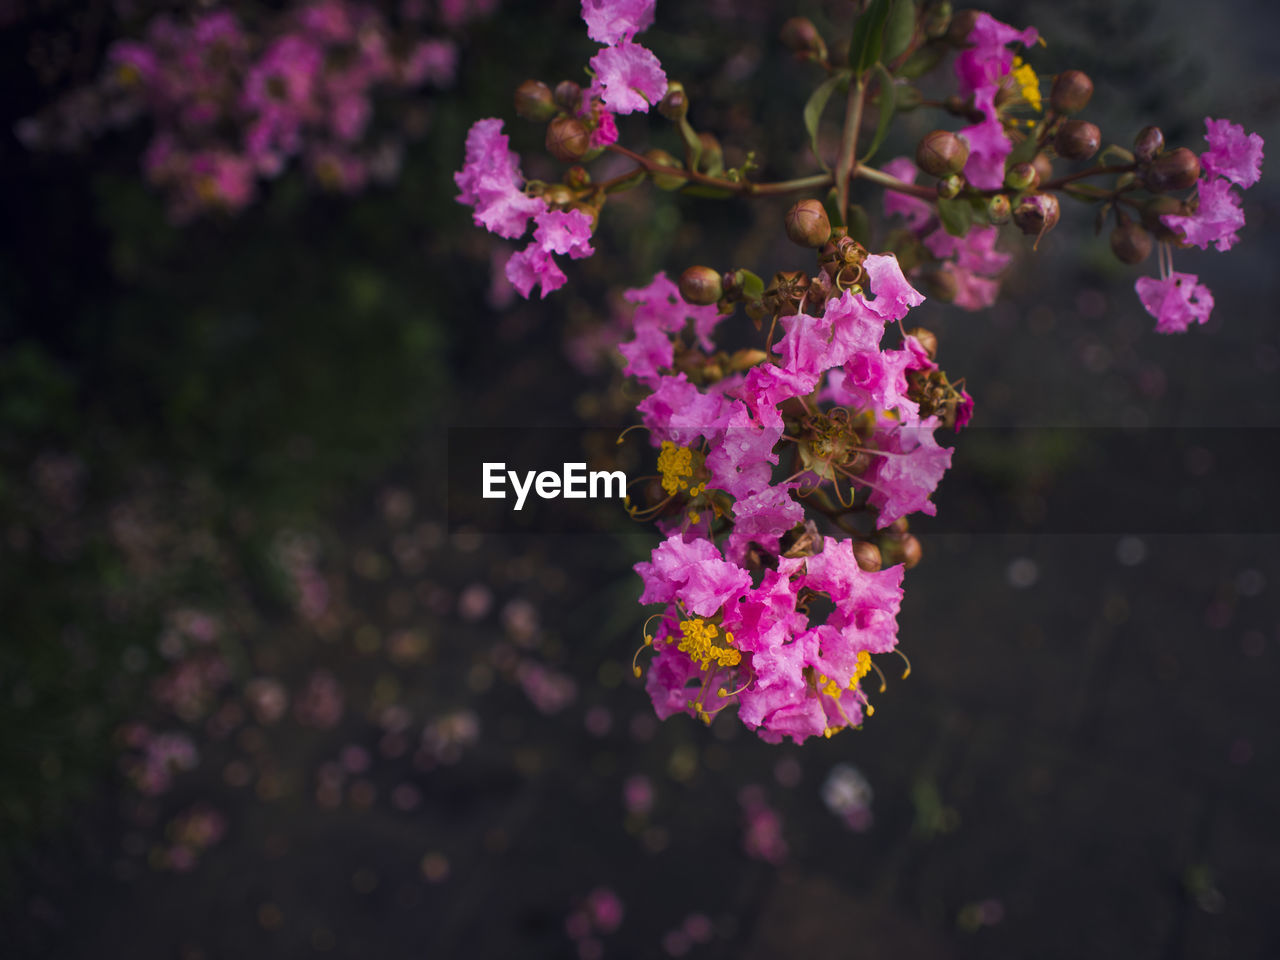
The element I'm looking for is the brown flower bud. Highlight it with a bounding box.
[545,116,589,163]
[937,173,964,199]
[1109,220,1153,264]
[785,199,832,248]
[1013,192,1060,236]
[898,534,923,569]
[658,82,687,122]
[853,541,883,573]
[1049,70,1093,114]
[1143,147,1201,192]
[679,266,723,305]
[514,80,557,122]
[906,327,938,359]
[916,130,970,177]
[721,270,744,301]
[553,80,583,113]
[780,17,827,61]
[1133,125,1164,164]
[947,9,980,45]
[1055,119,1101,161]
[1031,152,1054,185]
[1004,162,1039,192]
[987,193,1012,224]
[644,148,685,190]
[1140,196,1186,242]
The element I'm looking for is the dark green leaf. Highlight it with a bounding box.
[883,0,918,64]
[849,0,891,74]
[678,117,702,172]
[860,64,898,163]
[803,72,850,172]
[823,187,845,229]
[937,195,972,237]
[898,41,945,79]
[846,203,871,245]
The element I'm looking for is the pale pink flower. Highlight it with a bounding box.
[589,40,667,115]
[1134,272,1214,334]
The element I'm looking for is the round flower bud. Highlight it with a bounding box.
[679,266,723,305]
[543,184,573,207]
[658,82,687,122]
[1133,125,1164,164]
[1049,70,1093,114]
[987,193,1012,224]
[898,534,923,569]
[853,541,883,573]
[644,149,686,190]
[1013,192,1060,236]
[546,116,590,163]
[947,9,981,46]
[937,173,964,199]
[785,199,832,248]
[1142,147,1201,192]
[514,80,557,122]
[553,80,583,113]
[1054,119,1101,161]
[565,165,591,190]
[906,327,938,359]
[916,130,970,177]
[1004,162,1039,192]
[1140,196,1185,242]
[1032,152,1054,185]
[1109,220,1153,264]
[780,17,827,61]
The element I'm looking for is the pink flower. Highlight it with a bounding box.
[1201,117,1264,189]
[589,40,667,115]
[534,209,596,259]
[954,13,1038,98]
[581,0,656,45]
[1162,177,1246,252]
[454,118,547,239]
[635,534,752,617]
[866,417,952,527]
[958,99,1011,191]
[505,244,567,299]
[1134,272,1214,334]
[862,253,926,322]
[881,157,932,230]
[635,374,735,445]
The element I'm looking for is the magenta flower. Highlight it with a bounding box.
[954,13,1038,98]
[866,417,952,527]
[862,253,926,322]
[581,0,656,45]
[589,40,667,115]
[1201,117,1264,188]
[454,118,547,239]
[881,157,933,230]
[1163,177,1246,252]
[505,245,567,299]
[534,209,596,259]
[957,101,1011,191]
[635,534,753,617]
[1134,272,1214,334]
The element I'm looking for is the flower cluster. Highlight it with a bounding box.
[455,0,668,297]
[1136,118,1265,333]
[20,0,469,220]
[624,248,967,744]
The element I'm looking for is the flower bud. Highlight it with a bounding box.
[906,327,938,359]
[1049,70,1093,114]
[1031,152,1054,185]
[1143,147,1201,192]
[721,270,744,301]
[545,116,589,162]
[644,148,686,190]
[853,541,883,572]
[679,266,723,305]
[658,82,687,122]
[1141,196,1185,242]
[697,132,723,174]
[947,9,980,45]
[514,80,557,122]
[916,130,970,177]
[987,193,1012,224]
[1004,162,1039,192]
[553,80,583,113]
[937,173,964,199]
[1109,220,1153,264]
[1054,119,1101,161]
[565,165,591,190]
[785,199,832,248]
[881,534,923,569]
[807,270,833,304]
[543,184,573,207]
[1013,192,1060,236]
[1133,125,1164,164]
[923,1,953,39]
[780,17,827,62]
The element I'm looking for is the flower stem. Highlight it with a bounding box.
[835,76,867,223]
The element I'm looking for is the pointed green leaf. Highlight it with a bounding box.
[678,116,702,172]
[860,64,898,163]
[849,0,891,74]
[846,203,871,245]
[738,269,765,300]
[803,72,850,172]
[937,194,972,237]
[823,187,845,229]
[883,0,918,63]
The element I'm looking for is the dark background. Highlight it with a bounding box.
[1,1,1277,957]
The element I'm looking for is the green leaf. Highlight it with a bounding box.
[678,116,702,172]
[937,195,973,237]
[1004,134,1038,169]
[738,269,765,300]
[860,64,897,163]
[883,0,918,63]
[803,72,850,172]
[1099,144,1136,166]
[823,187,845,228]
[849,0,891,74]
[846,203,871,245]
[898,41,945,79]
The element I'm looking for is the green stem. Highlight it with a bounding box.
[853,164,936,200]
[835,76,867,223]
[604,143,832,196]
[1042,163,1136,191]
